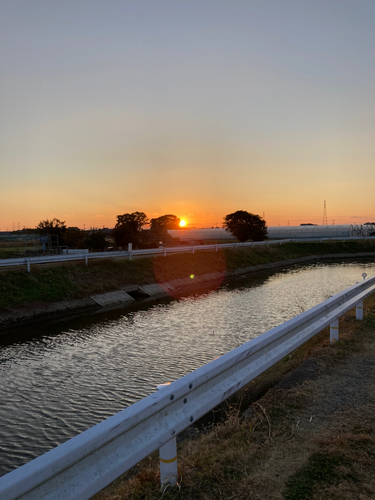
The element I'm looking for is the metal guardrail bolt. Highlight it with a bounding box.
[183,398,187,404]
[190,416,194,422]
[189,383,193,389]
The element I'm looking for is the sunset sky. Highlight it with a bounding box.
[1,0,374,230]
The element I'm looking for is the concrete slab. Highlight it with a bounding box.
[91,291,135,307]
[138,283,171,297]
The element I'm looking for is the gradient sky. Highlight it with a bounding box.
[1,0,374,230]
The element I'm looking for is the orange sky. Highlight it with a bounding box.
[1,2,374,231]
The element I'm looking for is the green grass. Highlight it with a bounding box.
[0,249,23,259]
[224,240,375,271]
[0,240,374,310]
[0,267,77,308]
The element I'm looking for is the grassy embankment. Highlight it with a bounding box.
[92,295,375,500]
[0,240,374,311]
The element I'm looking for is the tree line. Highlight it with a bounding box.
[111,210,267,248]
[30,219,109,251]
[20,211,267,251]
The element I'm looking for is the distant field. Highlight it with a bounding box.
[0,242,41,259]
[0,241,25,247]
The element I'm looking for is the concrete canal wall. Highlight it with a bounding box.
[1,252,374,333]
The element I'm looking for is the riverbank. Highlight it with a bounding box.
[93,294,375,500]
[1,240,374,332]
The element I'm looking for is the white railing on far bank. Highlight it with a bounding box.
[1,236,374,272]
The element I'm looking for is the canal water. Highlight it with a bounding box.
[1,259,375,476]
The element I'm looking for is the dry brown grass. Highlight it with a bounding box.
[92,295,375,500]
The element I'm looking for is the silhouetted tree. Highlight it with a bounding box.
[143,213,181,248]
[35,218,67,246]
[85,230,107,251]
[115,212,148,231]
[36,218,66,233]
[150,214,180,230]
[64,228,86,249]
[112,212,149,248]
[223,211,267,242]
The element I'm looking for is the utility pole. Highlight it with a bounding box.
[323,200,328,225]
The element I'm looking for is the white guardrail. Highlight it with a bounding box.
[0,240,291,271]
[1,275,375,499]
[1,236,375,272]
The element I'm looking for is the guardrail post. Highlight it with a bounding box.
[159,437,178,485]
[128,243,132,260]
[192,246,195,254]
[26,258,30,272]
[356,301,364,320]
[215,245,218,252]
[330,318,339,343]
[85,254,88,266]
[156,382,177,485]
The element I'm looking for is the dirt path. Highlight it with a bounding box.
[238,306,375,499]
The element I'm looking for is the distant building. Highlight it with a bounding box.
[168,224,375,242]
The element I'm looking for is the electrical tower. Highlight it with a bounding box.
[322,200,328,225]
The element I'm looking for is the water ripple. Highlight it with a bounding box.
[0,260,374,475]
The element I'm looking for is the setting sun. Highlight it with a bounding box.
[179,220,186,227]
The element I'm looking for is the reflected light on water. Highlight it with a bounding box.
[0,260,374,475]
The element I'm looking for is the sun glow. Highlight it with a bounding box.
[179,220,186,227]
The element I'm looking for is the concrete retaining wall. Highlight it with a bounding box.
[0,253,374,334]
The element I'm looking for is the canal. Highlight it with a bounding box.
[1,259,375,476]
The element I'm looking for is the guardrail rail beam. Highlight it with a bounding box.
[1,275,375,499]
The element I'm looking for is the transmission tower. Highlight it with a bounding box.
[322,200,328,225]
